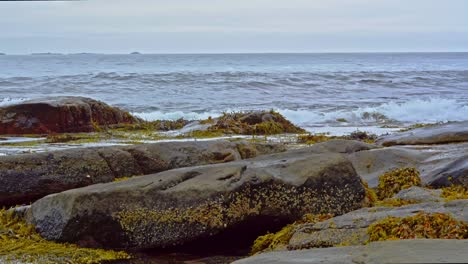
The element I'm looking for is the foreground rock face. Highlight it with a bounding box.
[0,140,285,206]
[27,147,366,249]
[287,200,467,249]
[378,121,468,146]
[234,239,468,264]
[0,96,139,134]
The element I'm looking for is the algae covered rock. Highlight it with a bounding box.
[286,199,467,250]
[377,121,468,146]
[0,209,129,264]
[207,110,305,135]
[348,143,468,188]
[27,149,366,250]
[0,96,140,134]
[0,140,286,206]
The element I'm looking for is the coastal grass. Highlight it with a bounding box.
[0,209,130,263]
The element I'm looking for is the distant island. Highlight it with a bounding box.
[31,53,63,56]
[130,52,141,55]
[0,53,5,55]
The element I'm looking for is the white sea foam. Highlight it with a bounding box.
[0,97,29,107]
[280,98,468,126]
[132,110,222,121]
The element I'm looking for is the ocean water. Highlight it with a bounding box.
[0,53,467,135]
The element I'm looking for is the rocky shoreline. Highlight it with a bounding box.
[0,97,466,264]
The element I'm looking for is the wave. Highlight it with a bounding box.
[281,98,468,126]
[133,111,221,121]
[132,98,468,129]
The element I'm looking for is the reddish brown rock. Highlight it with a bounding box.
[0,96,139,134]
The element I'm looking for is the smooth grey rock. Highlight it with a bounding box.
[393,186,443,203]
[349,143,468,187]
[378,121,468,146]
[26,149,366,249]
[234,239,468,264]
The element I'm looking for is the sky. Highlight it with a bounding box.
[0,0,467,54]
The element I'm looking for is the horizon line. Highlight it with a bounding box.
[2,51,468,56]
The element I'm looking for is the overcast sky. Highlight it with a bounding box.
[1,0,467,54]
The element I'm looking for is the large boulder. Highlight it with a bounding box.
[234,239,468,264]
[26,149,366,250]
[0,140,286,206]
[0,96,139,134]
[377,121,468,146]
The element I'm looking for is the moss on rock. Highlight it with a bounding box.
[0,209,129,263]
[377,168,422,200]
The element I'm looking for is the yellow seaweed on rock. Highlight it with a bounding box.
[0,209,130,264]
[440,185,468,201]
[250,214,334,255]
[367,212,468,242]
[376,168,421,200]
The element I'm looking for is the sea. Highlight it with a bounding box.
[1,52,467,135]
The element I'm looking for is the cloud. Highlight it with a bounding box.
[0,0,467,53]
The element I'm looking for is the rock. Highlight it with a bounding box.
[378,121,468,146]
[426,155,468,188]
[234,239,468,264]
[303,139,376,154]
[26,149,366,249]
[348,143,468,187]
[0,140,286,206]
[0,96,139,134]
[393,186,443,203]
[6,205,31,218]
[287,200,467,249]
[207,111,306,135]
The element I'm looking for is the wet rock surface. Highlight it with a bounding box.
[234,239,468,264]
[26,147,366,250]
[377,121,468,146]
[0,96,140,134]
[0,140,286,206]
